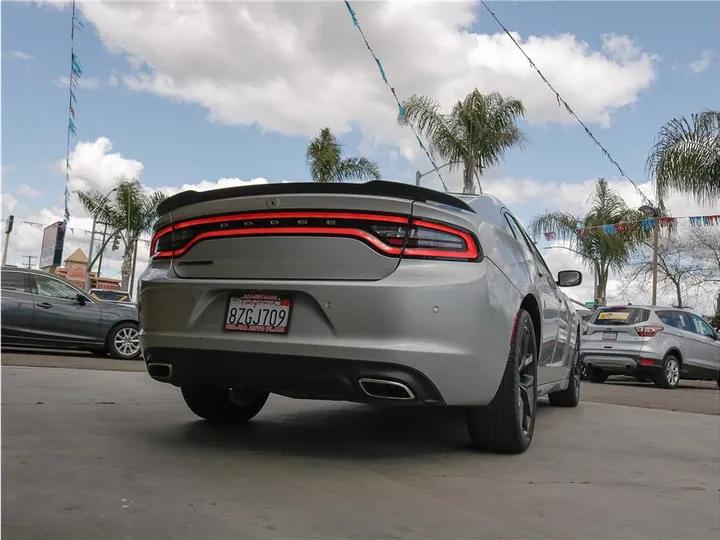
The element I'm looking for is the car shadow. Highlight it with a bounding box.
[1,347,92,357]
[604,377,715,390]
[141,400,554,460]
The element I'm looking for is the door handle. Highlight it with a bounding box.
[36,302,52,309]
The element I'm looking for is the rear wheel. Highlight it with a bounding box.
[181,386,269,423]
[466,309,537,454]
[549,350,581,408]
[588,368,608,384]
[653,354,680,389]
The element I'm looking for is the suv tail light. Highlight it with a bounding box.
[150,211,481,262]
[635,325,664,338]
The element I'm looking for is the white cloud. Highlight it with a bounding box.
[53,76,101,90]
[2,164,16,176]
[17,184,43,198]
[77,1,656,156]
[689,50,714,74]
[6,50,35,61]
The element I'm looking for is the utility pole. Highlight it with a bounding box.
[97,222,108,277]
[128,238,139,298]
[639,204,660,306]
[85,187,117,290]
[2,215,14,266]
[22,255,36,269]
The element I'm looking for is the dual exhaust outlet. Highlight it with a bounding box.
[358,378,415,401]
[148,364,415,402]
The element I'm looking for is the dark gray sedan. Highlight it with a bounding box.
[1,266,140,359]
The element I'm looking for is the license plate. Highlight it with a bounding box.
[602,331,617,341]
[224,292,292,334]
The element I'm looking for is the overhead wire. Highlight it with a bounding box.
[343,1,449,192]
[478,0,655,206]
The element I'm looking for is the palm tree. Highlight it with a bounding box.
[77,177,167,291]
[306,128,381,183]
[528,178,645,307]
[646,110,720,205]
[398,89,526,194]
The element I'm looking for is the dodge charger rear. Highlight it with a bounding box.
[139,181,577,453]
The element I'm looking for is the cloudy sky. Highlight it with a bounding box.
[1,0,719,309]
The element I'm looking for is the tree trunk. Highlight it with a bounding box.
[120,242,134,291]
[462,159,475,194]
[595,268,608,307]
[674,280,682,308]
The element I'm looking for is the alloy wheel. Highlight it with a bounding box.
[517,325,536,438]
[114,327,140,358]
[665,357,680,387]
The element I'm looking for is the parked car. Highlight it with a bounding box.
[88,288,133,305]
[139,181,584,453]
[1,267,141,359]
[580,305,720,389]
[576,308,594,379]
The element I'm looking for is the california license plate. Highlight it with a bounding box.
[224,292,292,334]
[602,331,617,341]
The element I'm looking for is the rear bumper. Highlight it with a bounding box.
[144,348,445,404]
[580,350,663,374]
[138,259,521,406]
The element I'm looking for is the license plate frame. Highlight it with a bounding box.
[602,331,617,341]
[223,291,293,334]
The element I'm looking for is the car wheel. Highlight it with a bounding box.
[588,368,608,384]
[578,361,588,381]
[107,322,141,360]
[181,386,269,423]
[653,354,680,389]
[548,350,581,408]
[466,308,537,454]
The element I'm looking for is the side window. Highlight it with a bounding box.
[34,275,80,301]
[691,315,716,338]
[502,214,521,240]
[656,311,676,326]
[1,271,30,293]
[674,312,694,333]
[506,213,553,275]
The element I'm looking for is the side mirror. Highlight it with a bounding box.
[557,270,582,288]
[76,293,87,306]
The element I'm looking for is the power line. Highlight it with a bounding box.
[343,1,449,192]
[478,1,654,206]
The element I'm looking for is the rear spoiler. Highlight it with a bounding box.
[156,180,475,216]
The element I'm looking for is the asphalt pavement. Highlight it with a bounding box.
[2,357,719,539]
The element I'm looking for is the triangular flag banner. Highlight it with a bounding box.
[603,224,616,235]
[544,232,555,241]
[641,218,656,230]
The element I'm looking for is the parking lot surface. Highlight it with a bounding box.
[2,364,719,540]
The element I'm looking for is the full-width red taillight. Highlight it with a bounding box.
[635,325,664,338]
[150,211,481,262]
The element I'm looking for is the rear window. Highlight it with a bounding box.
[591,307,650,326]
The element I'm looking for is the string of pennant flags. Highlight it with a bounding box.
[343,1,449,192]
[0,218,151,246]
[63,0,85,224]
[542,214,720,241]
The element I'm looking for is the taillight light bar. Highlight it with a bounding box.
[150,211,481,262]
[635,325,664,338]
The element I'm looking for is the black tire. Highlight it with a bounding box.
[653,354,680,389]
[181,386,269,423]
[549,348,581,408]
[588,368,608,384]
[107,322,142,360]
[466,309,537,454]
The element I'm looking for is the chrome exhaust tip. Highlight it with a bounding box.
[358,378,415,401]
[147,363,172,380]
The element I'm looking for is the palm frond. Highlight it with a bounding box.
[336,157,381,182]
[647,110,720,204]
